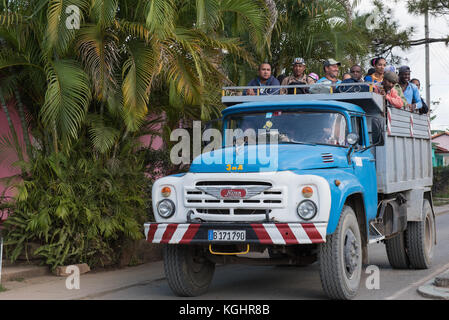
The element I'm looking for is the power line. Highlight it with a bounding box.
[430,46,449,75]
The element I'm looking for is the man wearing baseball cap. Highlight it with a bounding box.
[280,57,308,94]
[381,71,405,109]
[398,65,422,112]
[317,58,342,84]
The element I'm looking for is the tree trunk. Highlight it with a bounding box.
[52,120,59,154]
[264,0,278,36]
[13,88,33,160]
[337,0,353,27]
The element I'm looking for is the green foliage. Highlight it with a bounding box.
[2,144,149,270]
[407,0,449,15]
[432,166,449,197]
[353,1,414,65]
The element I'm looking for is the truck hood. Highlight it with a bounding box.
[189,144,350,173]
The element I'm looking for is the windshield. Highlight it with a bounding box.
[226,110,348,146]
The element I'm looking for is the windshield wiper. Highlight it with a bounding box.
[280,140,316,146]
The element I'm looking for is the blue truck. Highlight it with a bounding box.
[144,84,435,300]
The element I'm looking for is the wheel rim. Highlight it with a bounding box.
[189,247,207,273]
[344,229,360,280]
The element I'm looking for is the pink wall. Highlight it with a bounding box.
[139,119,163,150]
[0,104,25,198]
[433,134,449,150]
[0,103,27,222]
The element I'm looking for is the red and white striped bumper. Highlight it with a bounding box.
[144,222,327,245]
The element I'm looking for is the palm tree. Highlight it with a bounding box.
[269,0,370,76]
[0,0,270,155]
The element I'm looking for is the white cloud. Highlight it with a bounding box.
[358,0,449,130]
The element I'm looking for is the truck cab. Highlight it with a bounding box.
[145,84,436,300]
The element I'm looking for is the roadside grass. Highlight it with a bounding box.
[0,284,7,292]
[434,191,449,206]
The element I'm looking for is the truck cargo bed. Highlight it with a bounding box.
[375,107,432,194]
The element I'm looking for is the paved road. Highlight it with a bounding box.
[91,212,449,300]
[1,211,448,300]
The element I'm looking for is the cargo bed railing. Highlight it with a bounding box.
[222,82,378,96]
[221,82,385,114]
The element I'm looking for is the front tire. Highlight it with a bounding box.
[319,205,362,300]
[406,199,435,269]
[163,244,215,297]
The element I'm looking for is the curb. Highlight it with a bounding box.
[418,282,449,300]
[1,265,50,283]
[417,270,449,300]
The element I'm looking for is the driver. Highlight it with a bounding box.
[320,127,336,145]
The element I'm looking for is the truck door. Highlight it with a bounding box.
[351,115,377,221]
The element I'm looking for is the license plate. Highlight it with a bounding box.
[208,230,246,242]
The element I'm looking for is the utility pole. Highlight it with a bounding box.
[424,5,431,105]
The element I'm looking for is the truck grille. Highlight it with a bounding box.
[184,181,284,218]
[196,209,272,215]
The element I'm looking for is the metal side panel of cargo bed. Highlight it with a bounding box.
[375,107,432,194]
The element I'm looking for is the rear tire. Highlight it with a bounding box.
[163,244,215,297]
[385,231,410,269]
[319,205,362,300]
[406,199,435,269]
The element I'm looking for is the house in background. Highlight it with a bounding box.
[432,132,449,167]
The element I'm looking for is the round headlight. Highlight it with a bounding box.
[157,199,175,218]
[297,200,317,220]
[346,132,359,146]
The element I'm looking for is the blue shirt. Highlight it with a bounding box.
[402,82,422,109]
[317,77,342,84]
[247,76,280,95]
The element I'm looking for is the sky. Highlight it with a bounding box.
[358,0,449,131]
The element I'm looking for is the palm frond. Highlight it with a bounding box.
[45,0,90,54]
[121,41,158,131]
[219,0,270,53]
[115,19,153,43]
[0,48,44,73]
[76,24,120,100]
[195,0,220,31]
[87,117,120,153]
[41,59,92,140]
[143,0,175,37]
[91,0,118,28]
[0,12,25,26]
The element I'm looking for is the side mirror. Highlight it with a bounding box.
[371,118,384,146]
[346,133,359,164]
